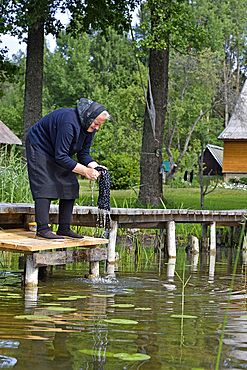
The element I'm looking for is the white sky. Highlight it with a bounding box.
[1,8,139,59]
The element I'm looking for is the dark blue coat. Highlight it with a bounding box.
[27,108,95,171]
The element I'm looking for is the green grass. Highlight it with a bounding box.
[164,187,247,210]
[78,179,247,210]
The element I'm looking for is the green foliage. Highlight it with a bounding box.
[0,145,32,203]
[0,49,20,96]
[137,0,207,52]
[43,32,95,109]
[101,152,140,190]
[228,177,247,185]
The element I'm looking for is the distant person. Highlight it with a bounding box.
[189,170,194,183]
[26,98,110,240]
[184,170,188,181]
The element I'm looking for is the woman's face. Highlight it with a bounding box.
[87,115,106,132]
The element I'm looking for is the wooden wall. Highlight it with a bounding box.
[203,148,222,175]
[222,140,247,172]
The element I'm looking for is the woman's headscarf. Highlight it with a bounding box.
[76,98,107,132]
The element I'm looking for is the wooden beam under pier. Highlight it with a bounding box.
[0,203,246,260]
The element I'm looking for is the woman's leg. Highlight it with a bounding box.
[35,198,51,233]
[58,199,75,231]
[57,199,84,238]
[35,198,64,239]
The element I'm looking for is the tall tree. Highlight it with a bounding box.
[137,0,205,207]
[165,50,225,181]
[1,0,138,155]
[191,0,247,126]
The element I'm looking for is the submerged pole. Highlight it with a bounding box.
[108,220,118,263]
[25,255,38,287]
[210,222,216,253]
[166,221,176,258]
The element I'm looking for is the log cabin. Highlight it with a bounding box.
[218,80,247,182]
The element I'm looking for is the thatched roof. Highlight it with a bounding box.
[0,120,22,145]
[218,80,247,140]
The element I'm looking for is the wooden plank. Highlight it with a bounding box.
[33,247,107,267]
[0,229,108,253]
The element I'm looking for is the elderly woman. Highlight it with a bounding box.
[26,98,109,240]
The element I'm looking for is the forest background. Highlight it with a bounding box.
[1,0,247,205]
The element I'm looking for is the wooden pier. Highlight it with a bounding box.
[0,202,246,261]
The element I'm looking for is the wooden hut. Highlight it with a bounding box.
[0,120,22,147]
[218,80,247,182]
[203,144,223,176]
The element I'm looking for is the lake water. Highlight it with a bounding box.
[0,247,247,369]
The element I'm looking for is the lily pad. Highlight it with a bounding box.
[42,303,61,306]
[45,307,77,312]
[15,315,51,320]
[240,315,247,319]
[6,294,22,299]
[104,319,138,325]
[69,296,87,299]
[171,314,197,319]
[123,289,134,292]
[145,290,156,292]
[113,353,151,361]
[79,349,114,357]
[110,304,135,308]
[39,293,53,297]
[57,297,78,301]
[93,294,114,297]
[134,307,151,311]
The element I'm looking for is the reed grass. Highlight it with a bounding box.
[215,216,247,369]
[0,145,32,203]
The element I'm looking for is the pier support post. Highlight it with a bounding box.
[166,221,176,258]
[25,255,38,287]
[89,261,99,278]
[210,222,216,253]
[108,221,118,263]
[226,226,234,246]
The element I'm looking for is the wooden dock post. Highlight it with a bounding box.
[108,221,117,263]
[89,261,99,278]
[210,222,216,253]
[209,253,216,282]
[167,257,176,279]
[188,235,199,254]
[25,255,38,287]
[166,221,176,258]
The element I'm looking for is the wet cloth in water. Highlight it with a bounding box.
[95,167,111,211]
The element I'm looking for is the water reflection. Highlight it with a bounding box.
[1,247,247,369]
[209,252,216,283]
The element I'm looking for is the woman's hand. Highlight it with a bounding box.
[84,167,100,181]
[88,161,108,171]
[72,163,100,181]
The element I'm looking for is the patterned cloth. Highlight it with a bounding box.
[95,167,111,211]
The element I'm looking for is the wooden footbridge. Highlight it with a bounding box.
[0,202,246,263]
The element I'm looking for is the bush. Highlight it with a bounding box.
[101,153,140,190]
[228,177,247,185]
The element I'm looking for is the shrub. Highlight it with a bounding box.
[101,153,140,190]
[228,177,247,185]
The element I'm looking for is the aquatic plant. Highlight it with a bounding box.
[215,216,247,370]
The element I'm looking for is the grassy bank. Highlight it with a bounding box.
[78,179,247,210]
[164,187,247,210]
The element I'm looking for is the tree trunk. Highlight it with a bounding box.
[22,19,44,157]
[138,46,169,207]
